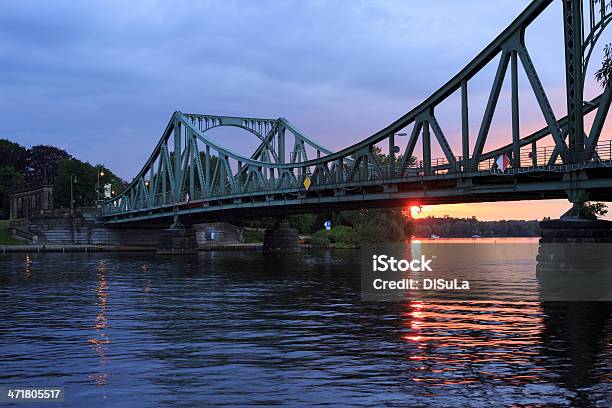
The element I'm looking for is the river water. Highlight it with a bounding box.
[0,242,610,407]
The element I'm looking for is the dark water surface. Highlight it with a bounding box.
[0,247,610,407]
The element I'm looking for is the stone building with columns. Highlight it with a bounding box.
[9,183,54,220]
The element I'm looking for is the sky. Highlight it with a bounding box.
[1,0,611,220]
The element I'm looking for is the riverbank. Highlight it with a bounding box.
[0,238,542,253]
[0,244,156,253]
[0,220,25,245]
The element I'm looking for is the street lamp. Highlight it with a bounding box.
[393,133,407,154]
[97,166,105,201]
[70,174,77,211]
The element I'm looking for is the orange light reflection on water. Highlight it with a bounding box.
[88,260,111,386]
[24,254,31,278]
[402,301,545,386]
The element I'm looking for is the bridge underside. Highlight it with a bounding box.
[105,165,612,227]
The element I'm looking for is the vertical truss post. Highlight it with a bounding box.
[278,124,285,163]
[220,156,226,195]
[518,45,567,161]
[423,121,431,176]
[237,160,243,193]
[161,147,167,205]
[389,133,395,177]
[149,165,154,203]
[511,50,521,168]
[461,80,469,172]
[189,134,195,198]
[563,0,585,161]
[174,120,182,204]
[205,145,211,196]
[472,50,510,168]
[532,141,538,166]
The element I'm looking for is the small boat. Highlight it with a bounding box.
[471,234,482,238]
[430,234,440,239]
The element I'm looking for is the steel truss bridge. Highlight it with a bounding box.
[102,0,612,224]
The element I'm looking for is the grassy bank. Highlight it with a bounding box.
[0,220,25,245]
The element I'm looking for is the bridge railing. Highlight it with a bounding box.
[101,139,612,217]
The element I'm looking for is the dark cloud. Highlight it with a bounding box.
[1,0,589,178]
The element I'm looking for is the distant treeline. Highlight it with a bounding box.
[0,138,126,218]
[241,211,540,246]
[412,215,540,238]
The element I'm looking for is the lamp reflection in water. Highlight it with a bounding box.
[24,254,31,278]
[142,262,151,300]
[88,260,111,386]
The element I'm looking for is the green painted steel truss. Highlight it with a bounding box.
[102,0,612,222]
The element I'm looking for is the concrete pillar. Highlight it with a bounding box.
[263,218,299,253]
[537,207,612,301]
[157,218,197,254]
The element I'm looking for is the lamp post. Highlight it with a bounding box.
[70,174,77,211]
[388,133,408,177]
[97,166,105,201]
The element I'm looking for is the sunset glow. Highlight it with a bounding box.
[410,206,422,218]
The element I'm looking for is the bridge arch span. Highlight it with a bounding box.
[102,0,612,224]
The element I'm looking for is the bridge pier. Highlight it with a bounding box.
[537,202,612,301]
[262,218,299,253]
[157,217,197,255]
[539,213,612,244]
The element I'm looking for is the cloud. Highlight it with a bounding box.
[0,0,590,179]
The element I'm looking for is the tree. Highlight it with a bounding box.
[25,145,71,183]
[288,213,317,234]
[583,202,608,218]
[0,166,24,218]
[595,43,612,88]
[53,158,126,208]
[369,145,417,171]
[0,139,27,175]
[354,208,408,243]
[574,192,608,220]
[54,159,96,208]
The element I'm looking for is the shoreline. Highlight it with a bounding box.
[0,238,542,253]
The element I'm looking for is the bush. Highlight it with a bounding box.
[309,226,359,248]
[308,233,330,246]
[288,213,317,234]
[326,225,351,243]
[242,228,264,243]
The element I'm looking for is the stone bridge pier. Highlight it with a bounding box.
[156,217,198,254]
[263,218,299,253]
